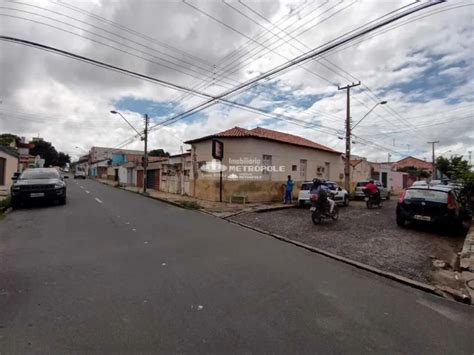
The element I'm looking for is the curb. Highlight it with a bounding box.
[226,219,443,298]
[4,207,12,215]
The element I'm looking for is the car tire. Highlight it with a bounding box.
[298,200,304,208]
[59,197,67,205]
[386,192,391,200]
[396,216,406,227]
[343,196,349,206]
[11,199,20,209]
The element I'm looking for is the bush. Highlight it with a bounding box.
[0,196,11,212]
[180,200,201,209]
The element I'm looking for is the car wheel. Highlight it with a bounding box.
[298,200,304,208]
[11,199,20,209]
[396,216,406,227]
[386,192,390,200]
[343,196,349,206]
[59,197,67,205]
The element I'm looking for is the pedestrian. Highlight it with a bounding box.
[284,175,294,204]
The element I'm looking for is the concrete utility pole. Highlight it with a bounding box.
[143,114,149,194]
[469,151,472,168]
[428,141,439,179]
[338,82,360,192]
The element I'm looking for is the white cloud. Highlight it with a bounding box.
[0,0,473,162]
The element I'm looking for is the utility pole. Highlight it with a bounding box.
[428,141,439,180]
[338,81,360,192]
[143,114,149,194]
[469,151,472,168]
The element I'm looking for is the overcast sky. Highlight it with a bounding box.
[0,0,473,162]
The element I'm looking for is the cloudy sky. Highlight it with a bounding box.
[0,0,473,162]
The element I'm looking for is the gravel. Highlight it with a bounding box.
[231,200,466,284]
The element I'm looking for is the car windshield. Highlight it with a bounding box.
[325,182,337,190]
[20,169,59,180]
[301,183,312,190]
[356,182,368,187]
[404,189,448,203]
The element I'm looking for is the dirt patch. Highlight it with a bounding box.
[231,200,466,284]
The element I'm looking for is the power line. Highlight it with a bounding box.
[0,11,237,89]
[49,0,213,67]
[147,0,444,132]
[167,1,340,105]
[1,1,444,154]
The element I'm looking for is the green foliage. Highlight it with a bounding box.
[29,140,70,167]
[0,133,19,146]
[180,200,201,209]
[0,196,11,213]
[436,155,470,179]
[149,148,170,157]
[460,170,474,201]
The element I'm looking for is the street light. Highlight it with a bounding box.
[342,100,387,193]
[110,110,149,194]
[351,101,387,130]
[110,110,144,139]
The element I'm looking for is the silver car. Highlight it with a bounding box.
[354,180,390,200]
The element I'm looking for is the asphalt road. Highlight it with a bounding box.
[0,179,473,354]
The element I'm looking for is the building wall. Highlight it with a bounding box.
[190,138,343,201]
[351,161,371,190]
[0,151,18,196]
[118,166,128,184]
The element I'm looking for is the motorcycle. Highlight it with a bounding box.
[363,188,382,209]
[310,191,339,224]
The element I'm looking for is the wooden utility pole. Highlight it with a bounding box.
[143,114,149,194]
[428,141,439,180]
[338,82,360,192]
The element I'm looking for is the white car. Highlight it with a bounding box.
[412,180,428,187]
[298,180,349,207]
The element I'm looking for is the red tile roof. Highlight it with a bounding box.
[185,126,340,154]
[393,156,433,171]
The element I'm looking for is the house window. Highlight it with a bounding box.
[262,155,272,175]
[0,157,5,185]
[292,165,297,171]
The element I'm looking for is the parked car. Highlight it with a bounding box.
[11,168,67,208]
[396,185,471,233]
[298,180,349,207]
[354,180,390,200]
[74,170,86,179]
[411,181,428,187]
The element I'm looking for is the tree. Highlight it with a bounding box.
[57,152,71,167]
[29,140,58,167]
[0,133,19,146]
[149,148,170,157]
[436,156,470,179]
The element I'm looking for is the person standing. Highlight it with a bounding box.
[284,175,294,204]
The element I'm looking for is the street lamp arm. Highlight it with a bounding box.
[110,110,144,138]
[351,101,387,130]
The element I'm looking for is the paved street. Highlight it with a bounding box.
[1,179,473,354]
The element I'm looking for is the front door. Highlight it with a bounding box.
[381,172,388,188]
[137,170,143,188]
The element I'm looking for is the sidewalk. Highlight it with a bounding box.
[460,229,474,303]
[96,179,294,218]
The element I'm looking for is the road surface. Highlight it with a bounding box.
[1,179,473,354]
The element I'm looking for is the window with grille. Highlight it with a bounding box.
[262,155,272,175]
